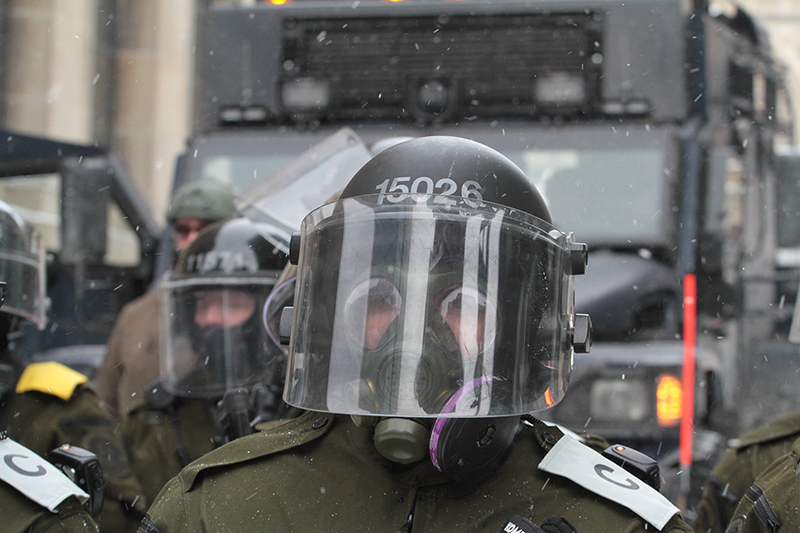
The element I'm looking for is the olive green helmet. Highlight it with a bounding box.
[166,180,238,223]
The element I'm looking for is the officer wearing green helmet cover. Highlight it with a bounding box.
[165,180,240,252]
[140,137,694,533]
[94,180,238,420]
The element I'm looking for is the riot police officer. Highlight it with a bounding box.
[94,179,238,419]
[118,217,296,506]
[0,200,100,532]
[0,199,146,532]
[718,433,800,533]
[692,412,800,533]
[140,137,693,533]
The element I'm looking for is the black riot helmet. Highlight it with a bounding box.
[285,136,590,417]
[341,136,552,216]
[0,199,46,333]
[159,217,288,399]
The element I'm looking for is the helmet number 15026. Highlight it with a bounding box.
[375,177,483,208]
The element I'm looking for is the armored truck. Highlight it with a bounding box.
[179,0,800,510]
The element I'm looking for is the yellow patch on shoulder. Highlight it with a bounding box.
[15,361,88,401]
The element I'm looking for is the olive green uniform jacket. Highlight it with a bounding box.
[142,412,693,533]
[8,362,147,533]
[117,396,218,507]
[4,489,100,533]
[722,434,800,533]
[693,411,800,533]
[94,291,161,419]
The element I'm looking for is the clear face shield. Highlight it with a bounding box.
[285,194,579,418]
[159,276,282,398]
[240,127,373,253]
[0,229,46,329]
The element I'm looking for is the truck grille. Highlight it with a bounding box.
[282,13,603,120]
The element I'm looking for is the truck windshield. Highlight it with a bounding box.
[187,123,677,250]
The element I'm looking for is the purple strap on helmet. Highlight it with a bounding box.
[429,375,495,471]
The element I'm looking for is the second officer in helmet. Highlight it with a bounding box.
[141,137,693,533]
[0,199,102,533]
[118,216,296,511]
[94,179,238,420]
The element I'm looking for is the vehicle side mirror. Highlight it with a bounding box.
[60,156,110,264]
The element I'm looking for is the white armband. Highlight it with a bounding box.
[539,433,679,530]
[0,437,89,512]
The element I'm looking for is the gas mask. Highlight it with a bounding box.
[161,281,296,443]
[346,282,519,496]
[352,301,463,415]
[350,411,521,498]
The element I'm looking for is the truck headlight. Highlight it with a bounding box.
[416,79,450,114]
[656,374,682,427]
[281,78,330,112]
[533,72,586,107]
[589,378,649,422]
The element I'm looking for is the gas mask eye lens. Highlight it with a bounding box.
[344,278,402,351]
[436,286,498,356]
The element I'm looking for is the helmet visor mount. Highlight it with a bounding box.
[286,194,578,418]
[160,275,282,398]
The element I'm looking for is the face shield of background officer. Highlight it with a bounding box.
[0,199,46,337]
[160,217,290,439]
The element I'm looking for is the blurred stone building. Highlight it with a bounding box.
[0,0,200,221]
